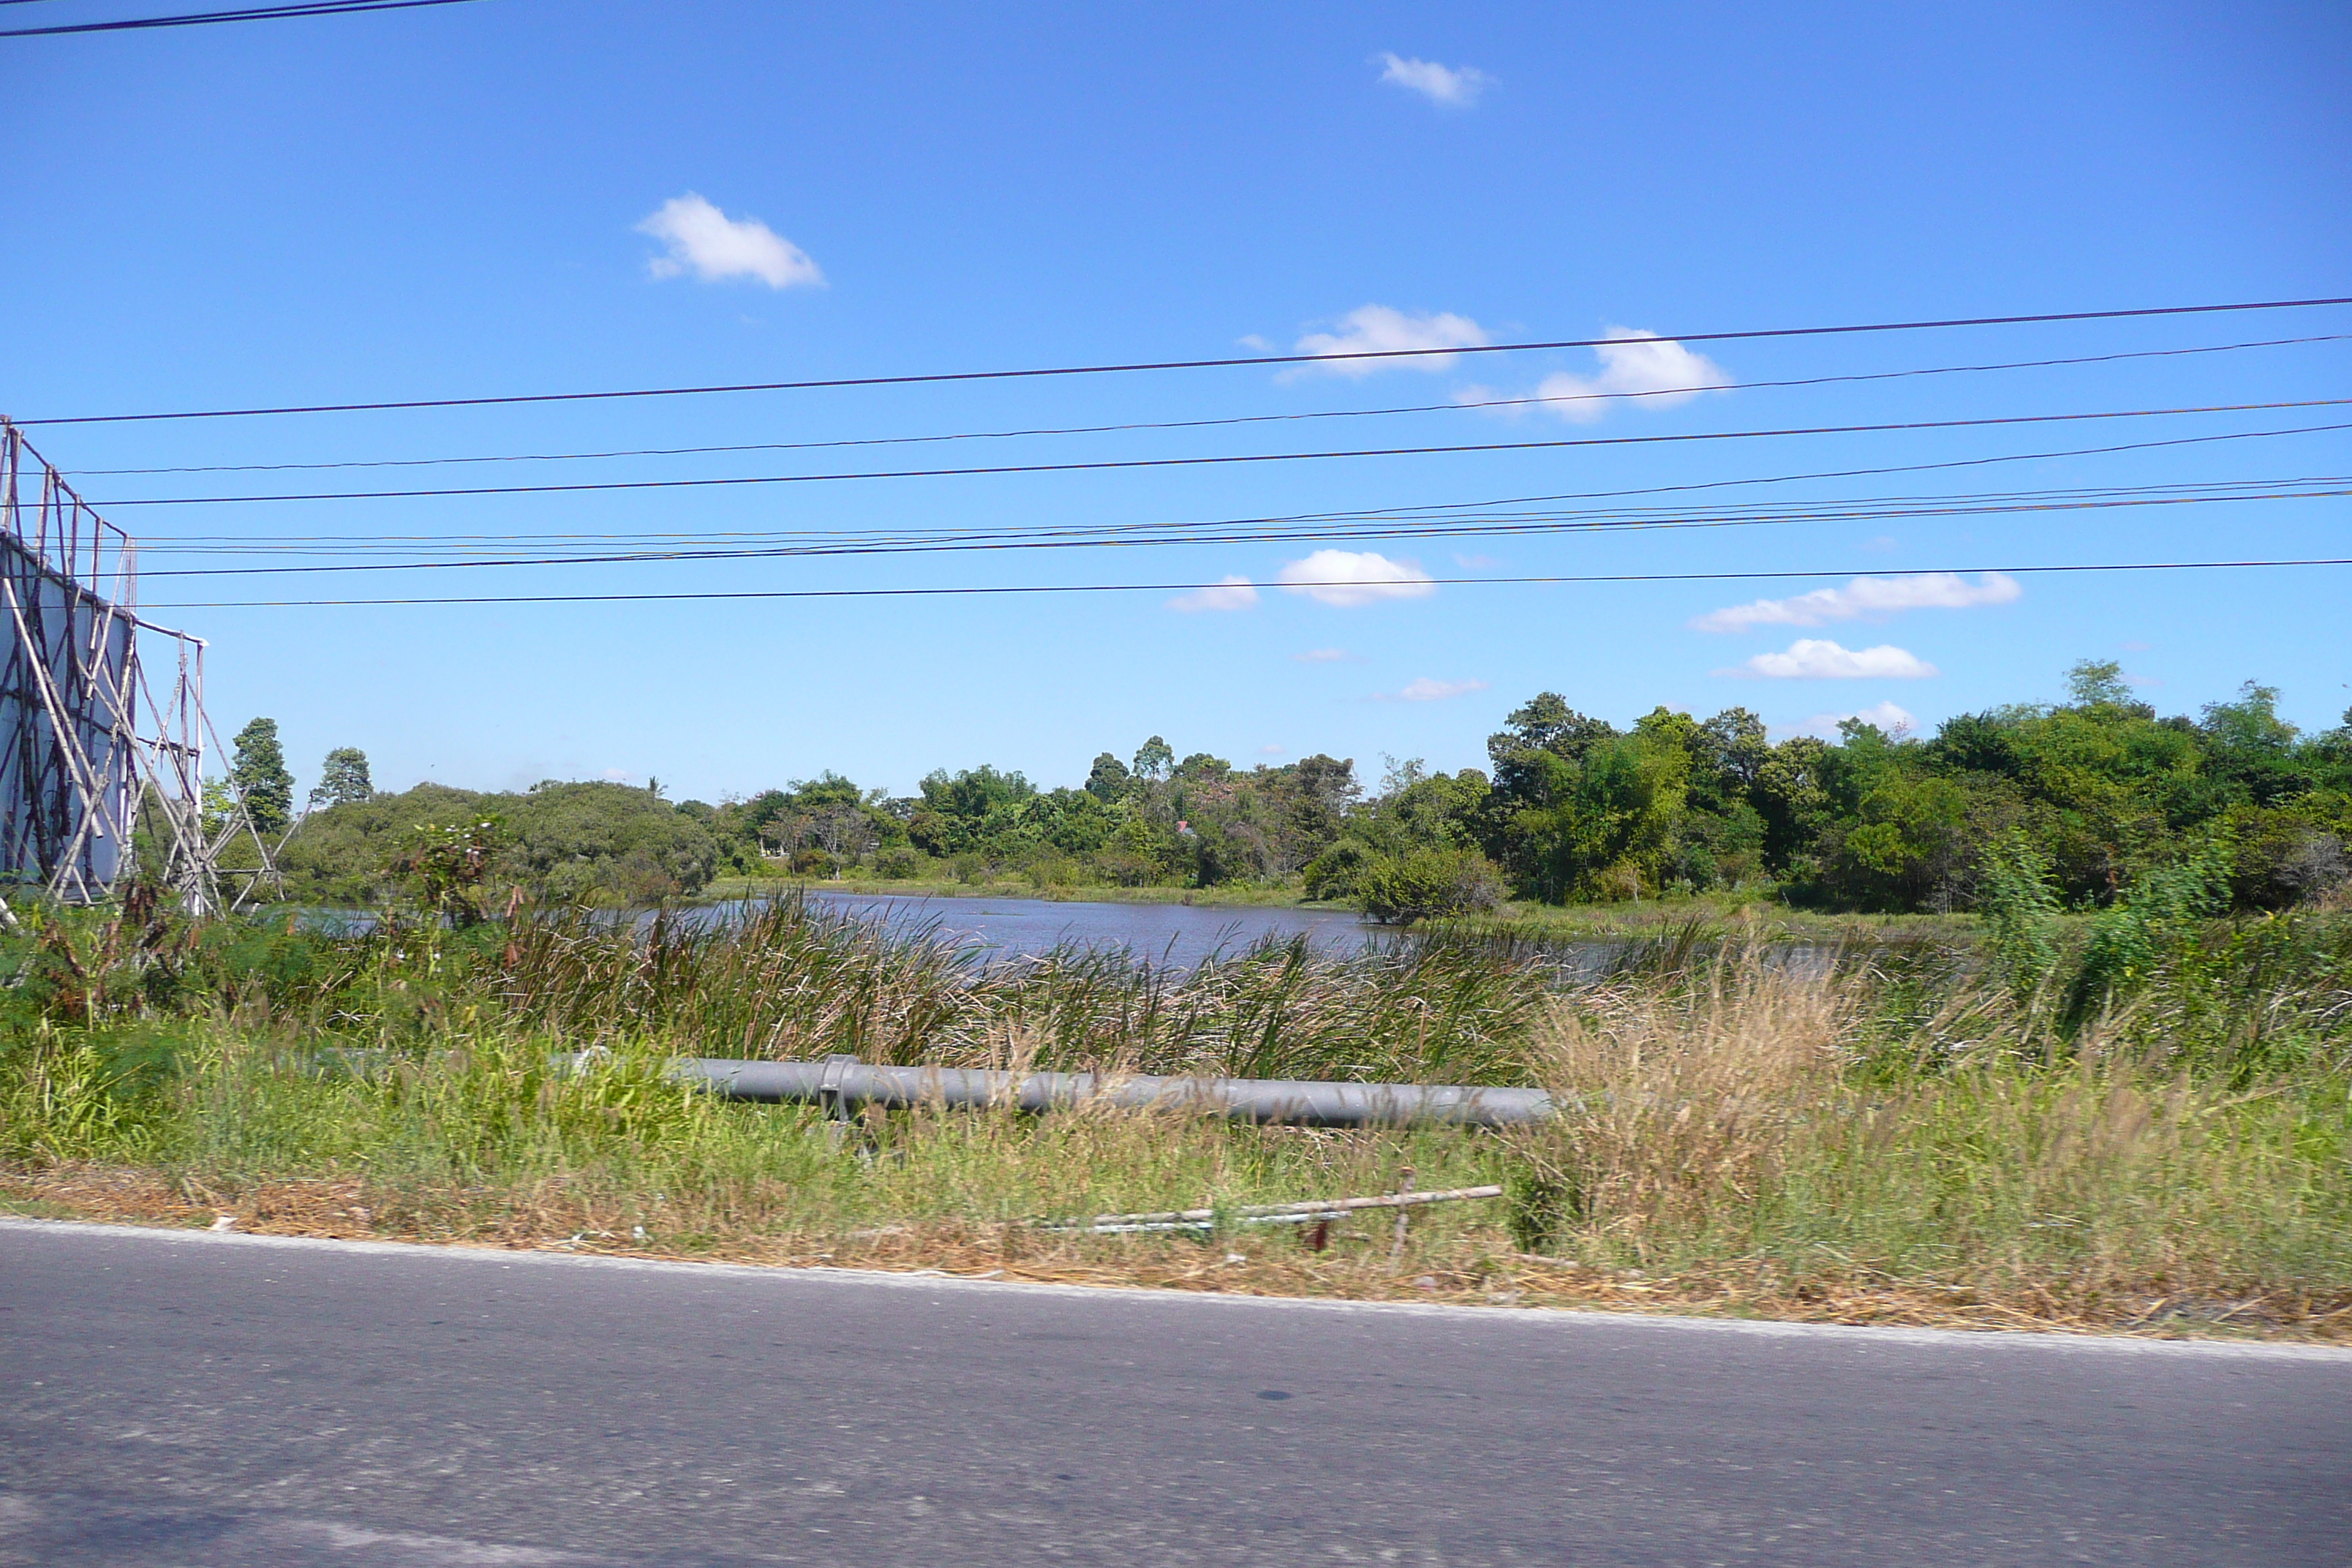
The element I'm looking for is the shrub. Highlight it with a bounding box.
[2068,837,2234,1025]
[1975,831,2062,1002]
[1354,848,1504,924]
[1302,840,1379,902]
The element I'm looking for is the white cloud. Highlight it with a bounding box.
[1236,333,1273,350]
[636,193,824,289]
[1518,329,1731,422]
[1259,744,1286,755]
[1719,640,1939,679]
[1277,550,1437,606]
[1377,52,1492,106]
[1166,575,1259,613]
[1383,676,1489,702]
[1691,573,2021,633]
[1783,701,1918,739]
[1287,305,1490,379]
[1452,552,1500,569]
[1292,647,1357,663]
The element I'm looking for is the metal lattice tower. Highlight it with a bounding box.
[0,418,276,911]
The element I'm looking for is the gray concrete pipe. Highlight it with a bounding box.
[663,1055,1557,1128]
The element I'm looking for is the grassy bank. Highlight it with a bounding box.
[3,897,2347,1338]
[1442,894,1986,947]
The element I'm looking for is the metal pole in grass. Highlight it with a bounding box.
[1390,1166,1415,1263]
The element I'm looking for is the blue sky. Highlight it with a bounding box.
[4,1,2347,802]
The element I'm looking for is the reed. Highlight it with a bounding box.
[3,896,2348,1336]
[483,900,1549,1083]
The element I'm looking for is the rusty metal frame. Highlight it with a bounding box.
[0,418,276,911]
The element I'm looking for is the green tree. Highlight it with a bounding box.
[1131,736,1175,783]
[1656,708,1767,889]
[2065,659,2138,709]
[2199,682,2304,807]
[1488,693,1618,764]
[1752,736,1831,875]
[310,747,373,809]
[229,717,294,836]
[908,766,1037,859]
[1697,706,1771,789]
[1481,701,1692,900]
[1085,752,1132,801]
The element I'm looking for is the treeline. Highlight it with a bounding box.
[263,661,2352,916]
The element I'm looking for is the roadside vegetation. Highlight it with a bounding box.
[241,662,2351,928]
[4,876,2348,1340]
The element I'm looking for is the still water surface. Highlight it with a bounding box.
[314,892,1841,979]
[728,892,1834,979]
[306,893,1389,967]
[775,890,1386,968]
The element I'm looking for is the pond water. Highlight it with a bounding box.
[706,892,1814,980]
[306,891,1849,981]
[765,890,1388,968]
[295,892,1387,966]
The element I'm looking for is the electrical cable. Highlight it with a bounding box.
[64,333,2352,479]
[22,295,2352,426]
[117,484,2352,578]
[110,475,2352,565]
[134,555,2352,611]
[118,421,2352,555]
[1,0,483,38]
[148,476,2317,556]
[88,397,2352,506]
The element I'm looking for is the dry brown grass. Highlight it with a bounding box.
[9,1148,2348,1345]
[1527,957,1854,1234]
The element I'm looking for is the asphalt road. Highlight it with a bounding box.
[3,1219,2348,1567]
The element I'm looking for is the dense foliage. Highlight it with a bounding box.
[276,781,721,905]
[227,717,294,837]
[248,662,2350,915]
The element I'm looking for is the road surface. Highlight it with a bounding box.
[3,1218,2347,1566]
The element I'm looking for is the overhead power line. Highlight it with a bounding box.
[23,295,2352,427]
[66,333,2352,480]
[119,483,2352,578]
[91,398,2352,506]
[136,556,2352,611]
[120,421,2352,556]
[1,0,483,39]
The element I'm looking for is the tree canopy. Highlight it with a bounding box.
[228,717,293,836]
[310,747,373,810]
[252,665,2352,914]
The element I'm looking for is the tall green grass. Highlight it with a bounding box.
[469,899,1552,1082]
[3,893,2348,1330]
